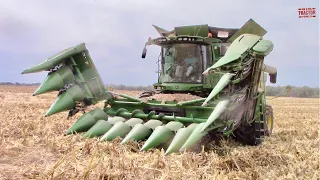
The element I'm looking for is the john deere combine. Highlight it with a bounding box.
[22,19,277,155]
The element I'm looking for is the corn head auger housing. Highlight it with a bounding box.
[22,19,277,155]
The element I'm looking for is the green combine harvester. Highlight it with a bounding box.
[22,19,277,155]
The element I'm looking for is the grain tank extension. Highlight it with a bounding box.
[22,19,277,154]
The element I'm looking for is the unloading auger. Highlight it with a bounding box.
[22,18,277,155]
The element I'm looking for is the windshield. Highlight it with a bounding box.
[161,44,203,83]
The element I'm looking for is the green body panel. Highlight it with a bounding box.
[202,73,234,106]
[22,43,107,116]
[82,120,113,138]
[100,122,131,141]
[209,34,261,69]
[121,120,163,144]
[227,19,267,42]
[141,124,177,151]
[143,119,164,129]
[203,73,223,89]
[158,83,203,91]
[22,18,278,154]
[180,123,208,151]
[141,127,173,151]
[201,100,229,132]
[22,43,87,74]
[65,107,107,135]
[83,116,125,138]
[121,123,152,144]
[175,25,209,37]
[253,40,274,56]
[100,118,143,141]
[211,53,241,69]
[165,123,197,155]
[105,100,216,121]
[33,66,75,96]
[45,85,85,117]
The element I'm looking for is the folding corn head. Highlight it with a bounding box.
[22,19,277,155]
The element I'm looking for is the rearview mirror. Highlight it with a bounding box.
[269,72,277,84]
[142,47,147,58]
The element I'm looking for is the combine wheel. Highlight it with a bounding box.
[234,104,274,146]
[264,105,274,136]
[233,123,262,146]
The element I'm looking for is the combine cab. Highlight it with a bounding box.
[22,19,277,154]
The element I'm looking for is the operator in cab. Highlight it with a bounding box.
[182,52,198,78]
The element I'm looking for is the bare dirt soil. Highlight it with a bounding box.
[0,85,319,179]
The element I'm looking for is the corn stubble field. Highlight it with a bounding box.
[0,85,319,179]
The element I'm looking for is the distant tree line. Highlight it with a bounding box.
[266,86,319,98]
[105,84,154,91]
[0,82,41,86]
[1,82,319,98]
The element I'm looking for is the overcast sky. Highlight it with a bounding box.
[0,0,319,87]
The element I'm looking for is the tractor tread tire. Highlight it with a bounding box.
[264,105,274,136]
[234,104,274,146]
